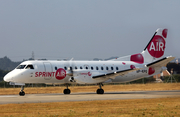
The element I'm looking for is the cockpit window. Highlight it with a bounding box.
[25,65,34,69]
[16,65,26,69]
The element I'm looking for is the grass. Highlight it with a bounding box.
[0,97,180,117]
[0,83,180,95]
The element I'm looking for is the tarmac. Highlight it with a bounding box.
[0,90,180,104]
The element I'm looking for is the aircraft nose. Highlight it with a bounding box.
[4,72,13,82]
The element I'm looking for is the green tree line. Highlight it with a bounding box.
[0,56,21,71]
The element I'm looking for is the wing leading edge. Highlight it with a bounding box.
[92,68,140,79]
[145,56,175,68]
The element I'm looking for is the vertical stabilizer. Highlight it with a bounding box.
[141,28,167,63]
[110,28,168,64]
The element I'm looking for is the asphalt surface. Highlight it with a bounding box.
[0,90,180,104]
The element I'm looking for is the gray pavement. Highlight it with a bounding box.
[0,90,180,104]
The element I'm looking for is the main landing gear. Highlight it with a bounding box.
[96,83,104,94]
[63,84,71,94]
[19,85,25,96]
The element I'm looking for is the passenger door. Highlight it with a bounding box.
[43,62,52,80]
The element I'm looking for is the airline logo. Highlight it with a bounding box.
[122,62,126,65]
[147,35,165,58]
[148,67,155,75]
[55,68,66,80]
[35,68,66,80]
[35,72,55,77]
[80,72,92,76]
[130,53,144,64]
[130,65,135,69]
[162,29,168,38]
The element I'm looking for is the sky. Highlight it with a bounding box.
[0,0,180,61]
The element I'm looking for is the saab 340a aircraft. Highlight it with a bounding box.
[4,28,174,96]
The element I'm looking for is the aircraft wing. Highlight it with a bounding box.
[145,56,175,68]
[92,68,139,79]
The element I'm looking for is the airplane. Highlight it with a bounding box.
[4,28,175,96]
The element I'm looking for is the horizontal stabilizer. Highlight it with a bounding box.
[145,56,175,68]
[92,68,140,79]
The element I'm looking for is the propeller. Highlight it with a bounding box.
[65,58,77,82]
[65,58,74,76]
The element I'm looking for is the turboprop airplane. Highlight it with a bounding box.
[4,28,174,96]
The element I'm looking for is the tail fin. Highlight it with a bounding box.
[110,28,168,64]
[141,28,167,63]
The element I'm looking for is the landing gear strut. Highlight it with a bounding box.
[96,83,104,94]
[63,84,71,94]
[19,85,25,96]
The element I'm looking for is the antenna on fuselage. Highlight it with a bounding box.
[32,51,35,60]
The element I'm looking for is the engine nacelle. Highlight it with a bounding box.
[69,77,76,82]
[72,76,87,84]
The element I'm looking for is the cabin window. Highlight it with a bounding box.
[55,67,57,70]
[64,66,67,70]
[116,67,119,70]
[106,67,109,70]
[111,67,113,70]
[75,66,77,69]
[16,65,26,69]
[96,66,99,70]
[80,66,83,69]
[86,66,88,69]
[25,65,34,69]
[91,66,93,70]
[70,67,72,71]
[101,67,104,70]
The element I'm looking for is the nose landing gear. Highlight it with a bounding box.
[19,85,25,96]
[96,83,104,94]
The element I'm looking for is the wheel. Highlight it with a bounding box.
[19,91,25,96]
[63,89,71,94]
[66,89,71,94]
[96,89,104,94]
[99,89,104,94]
[63,89,67,94]
[96,89,100,94]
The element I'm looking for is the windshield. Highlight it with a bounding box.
[16,65,26,69]
[25,65,34,69]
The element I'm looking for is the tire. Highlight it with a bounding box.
[19,91,25,96]
[64,89,71,94]
[67,89,71,94]
[96,89,100,94]
[99,89,104,94]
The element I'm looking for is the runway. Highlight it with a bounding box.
[0,90,180,104]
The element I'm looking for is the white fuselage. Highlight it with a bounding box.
[4,60,162,85]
